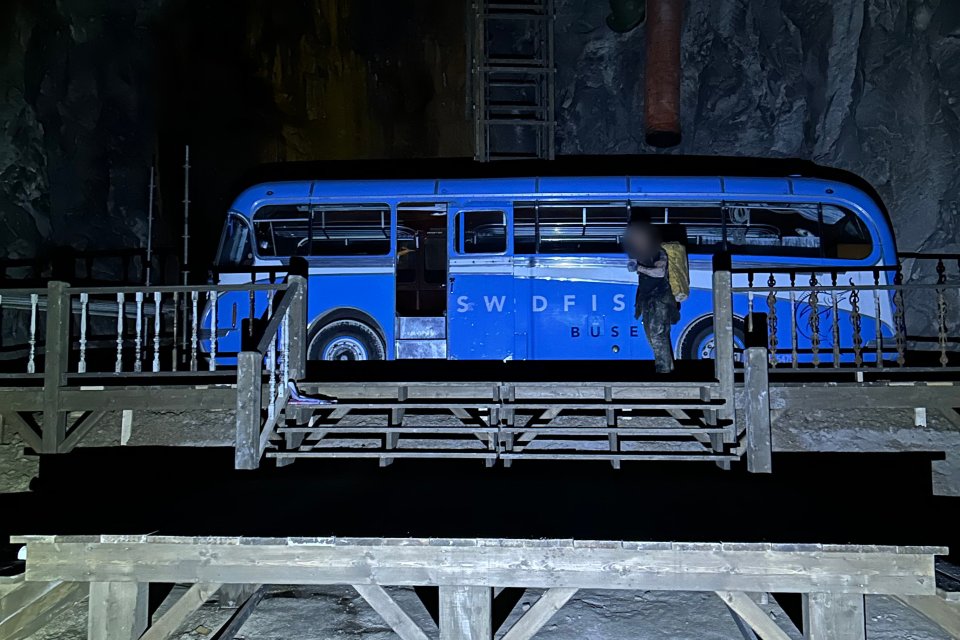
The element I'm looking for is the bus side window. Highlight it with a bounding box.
[459,211,506,254]
[252,205,309,257]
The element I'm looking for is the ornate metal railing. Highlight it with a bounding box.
[713,254,959,372]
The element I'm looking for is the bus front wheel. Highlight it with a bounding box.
[678,316,746,361]
[308,319,386,361]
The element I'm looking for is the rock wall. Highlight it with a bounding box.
[555,0,960,255]
[1,0,957,269]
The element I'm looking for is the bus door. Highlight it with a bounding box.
[447,206,514,360]
[395,203,448,358]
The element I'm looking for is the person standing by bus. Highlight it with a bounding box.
[625,219,680,373]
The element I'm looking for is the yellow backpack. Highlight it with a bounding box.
[662,242,689,302]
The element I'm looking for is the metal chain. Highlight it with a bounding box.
[767,273,778,367]
[830,272,840,367]
[809,272,820,366]
[849,280,863,368]
[893,262,906,366]
[937,259,948,367]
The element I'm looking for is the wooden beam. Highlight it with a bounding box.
[88,581,148,640]
[61,410,108,452]
[0,579,87,640]
[209,586,264,639]
[2,412,42,452]
[744,347,772,473]
[715,591,791,640]
[803,592,865,640]
[235,351,262,470]
[353,584,431,640]
[42,281,70,453]
[18,538,943,597]
[894,595,960,638]
[140,583,222,640]
[500,588,577,640]
[439,586,492,640]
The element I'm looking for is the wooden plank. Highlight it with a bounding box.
[744,347,772,474]
[58,387,236,411]
[61,410,108,452]
[0,580,87,640]
[42,281,70,453]
[88,581,148,640]
[894,595,960,638]
[803,593,865,640]
[20,539,941,596]
[353,584,431,640]
[235,351,262,470]
[500,588,577,640]
[715,591,791,640]
[439,586,492,640]
[140,582,222,640]
[209,586,265,639]
[712,263,736,422]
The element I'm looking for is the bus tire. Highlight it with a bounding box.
[308,319,386,361]
[677,315,746,361]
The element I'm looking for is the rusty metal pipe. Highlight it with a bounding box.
[645,0,683,147]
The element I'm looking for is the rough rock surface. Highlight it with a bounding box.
[2,1,958,270]
[555,0,960,260]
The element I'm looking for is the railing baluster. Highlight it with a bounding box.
[850,280,863,368]
[28,293,38,374]
[766,273,778,367]
[747,272,754,333]
[209,290,218,371]
[79,293,89,373]
[153,292,162,373]
[134,292,144,373]
[248,287,255,337]
[190,290,199,372]
[789,272,798,368]
[893,261,906,366]
[937,259,948,367]
[115,293,125,373]
[809,273,820,367]
[830,272,840,368]
[872,270,883,367]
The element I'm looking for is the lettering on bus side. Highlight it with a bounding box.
[456,293,641,339]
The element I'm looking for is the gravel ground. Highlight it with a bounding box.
[17,583,951,639]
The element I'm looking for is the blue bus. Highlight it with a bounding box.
[211,174,897,363]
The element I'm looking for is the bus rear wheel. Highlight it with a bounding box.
[678,315,746,361]
[308,320,385,361]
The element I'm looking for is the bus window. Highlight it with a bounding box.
[253,205,310,257]
[215,213,254,267]
[309,205,391,256]
[723,204,872,259]
[514,203,627,254]
[457,210,507,253]
[631,206,725,253]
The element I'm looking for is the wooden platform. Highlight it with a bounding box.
[7,535,953,640]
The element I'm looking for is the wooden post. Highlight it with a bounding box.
[439,586,492,640]
[744,346,772,473]
[286,274,307,380]
[88,582,148,640]
[803,593,866,640]
[42,281,70,453]
[235,351,262,470]
[712,253,736,429]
